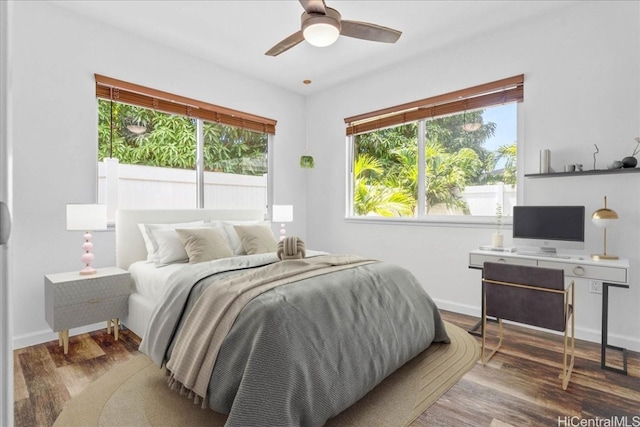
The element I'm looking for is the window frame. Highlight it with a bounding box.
[96,75,275,219]
[345,76,524,226]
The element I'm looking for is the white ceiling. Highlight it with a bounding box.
[51,0,577,95]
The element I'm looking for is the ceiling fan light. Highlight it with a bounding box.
[303,22,340,47]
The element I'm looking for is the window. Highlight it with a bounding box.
[346,75,522,220]
[95,75,275,221]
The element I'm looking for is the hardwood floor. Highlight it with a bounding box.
[13,328,141,427]
[14,311,640,427]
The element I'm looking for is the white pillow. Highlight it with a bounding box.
[152,228,190,266]
[138,223,157,262]
[138,220,206,265]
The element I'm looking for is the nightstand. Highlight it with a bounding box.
[44,266,130,354]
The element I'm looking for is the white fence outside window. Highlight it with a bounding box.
[98,160,267,222]
[463,183,517,217]
[99,160,514,222]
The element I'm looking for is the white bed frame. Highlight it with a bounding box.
[115,208,264,338]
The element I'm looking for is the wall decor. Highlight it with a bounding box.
[300,155,315,168]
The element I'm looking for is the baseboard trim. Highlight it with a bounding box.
[16,301,640,354]
[433,298,640,353]
[13,322,106,350]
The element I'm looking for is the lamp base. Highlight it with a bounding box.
[591,254,619,260]
[79,266,97,275]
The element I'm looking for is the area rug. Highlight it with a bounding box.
[54,321,479,427]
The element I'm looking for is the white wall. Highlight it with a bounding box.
[7,1,640,354]
[8,1,307,348]
[305,1,640,351]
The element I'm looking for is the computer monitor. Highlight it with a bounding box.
[512,205,585,254]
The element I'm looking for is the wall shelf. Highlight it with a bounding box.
[525,168,640,178]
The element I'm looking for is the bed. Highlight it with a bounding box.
[116,209,450,427]
[116,209,266,338]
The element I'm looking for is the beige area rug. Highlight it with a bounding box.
[54,321,479,427]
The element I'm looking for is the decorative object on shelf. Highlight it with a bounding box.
[592,144,599,171]
[591,196,618,260]
[621,136,640,168]
[66,204,108,275]
[272,204,293,241]
[539,149,550,174]
[564,164,575,173]
[491,204,504,248]
[607,160,624,170]
[622,157,637,168]
[300,155,315,168]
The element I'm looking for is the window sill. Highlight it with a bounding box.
[345,216,512,229]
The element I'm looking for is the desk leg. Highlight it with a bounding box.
[469,283,485,336]
[468,282,498,336]
[601,282,628,375]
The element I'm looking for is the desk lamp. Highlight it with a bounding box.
[591,196,618,260]
[66,204,107,274]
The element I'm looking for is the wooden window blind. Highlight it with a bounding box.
[344,74,523,136]
[95,74,277,134]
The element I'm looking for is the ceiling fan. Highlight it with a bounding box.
[265,0,402,56]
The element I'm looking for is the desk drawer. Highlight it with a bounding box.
[469,253,538,268]
[538,260,627,283]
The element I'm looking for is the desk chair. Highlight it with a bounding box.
[481,262,575,390]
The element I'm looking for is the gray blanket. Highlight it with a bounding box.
[139,253,450,427]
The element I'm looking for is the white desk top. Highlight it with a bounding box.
[469,249,629,269]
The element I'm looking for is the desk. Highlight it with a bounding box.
[468,249,630,374]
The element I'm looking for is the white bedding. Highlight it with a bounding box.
[128,261,186,303]
[116,209,267,338]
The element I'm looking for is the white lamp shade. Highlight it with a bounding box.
[66,204,108,231]
[272,205,293,223]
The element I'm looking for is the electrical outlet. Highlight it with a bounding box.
[589,280,602,294]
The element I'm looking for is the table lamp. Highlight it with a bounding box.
[272,205,293,241]
[591,196,618,260]
[66,204,108,275]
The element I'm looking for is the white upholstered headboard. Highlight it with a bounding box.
[115,209,264,270]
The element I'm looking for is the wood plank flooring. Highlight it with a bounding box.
[14,311,640,427]
[14,329,141,427]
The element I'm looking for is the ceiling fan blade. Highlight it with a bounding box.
[265,31,305,56]
[299,0,326,15]
[341,20,402,43]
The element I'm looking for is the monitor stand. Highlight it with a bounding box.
[538,247,557,255]
[518,247,558,257]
